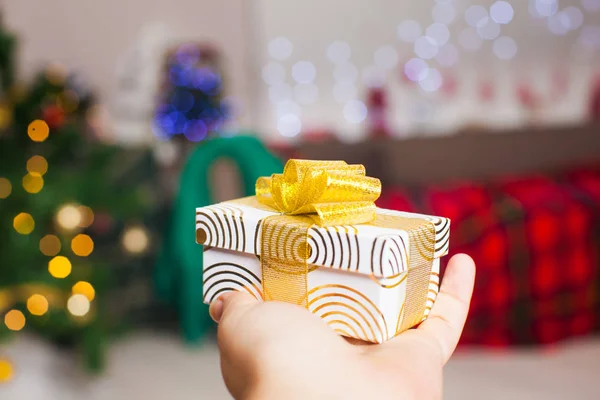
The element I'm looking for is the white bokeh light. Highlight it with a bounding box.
[292,61,316,84]
[268,37,293,60]
[465,5,488,27]
[535,0,558,17]
[261,62,285,86]
[432,3,456,25]
[477,18,501,40]
[362,65,387,88]
[490,1,514,24]
[563,7,584,30]
[269,83,292,104]
[334,63,359,83]
[333,82,357,103]
[277,114,302,137]
[374,46,399,70]
[548,12,571,35]
[414,36,439,59]
[293,83,319,105]
[582,0,600,12]
[276,100,302,118]
[493,36,518,59]
[404,58,429,82]
[397,20,423,43]
[459,27,483,51]
[426,23,450,46]
[435,44,459,67]
[343,100,368,124]
[419,68,443,92]
[327,41,351,64]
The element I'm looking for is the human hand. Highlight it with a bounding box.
[209,254,475,400]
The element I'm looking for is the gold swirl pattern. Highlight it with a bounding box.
[308,284,388,343]
[196,204,246,252]
[203,261,263,302]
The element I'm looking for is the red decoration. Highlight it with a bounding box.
[42,104,65,129]
[478,81,494,103]
[366,87,389,138]
[441,74,457,97]
[516,83,538,110]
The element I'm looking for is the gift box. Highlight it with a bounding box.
[197,160,450,343]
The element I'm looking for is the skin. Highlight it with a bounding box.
[209,253,476,400]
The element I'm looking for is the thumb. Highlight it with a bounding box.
[209,290,258,324]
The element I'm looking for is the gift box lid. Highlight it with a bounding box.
[196,196,449,279]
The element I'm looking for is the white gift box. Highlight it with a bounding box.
[197,196,450,343]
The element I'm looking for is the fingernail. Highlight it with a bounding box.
[210,297,224,323]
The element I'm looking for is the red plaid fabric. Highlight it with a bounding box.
[379,168,600,346]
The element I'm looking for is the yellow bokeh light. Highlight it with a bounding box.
[77,206,94,228]
[27,120,50,142]
[26,294,49,316]
[0,104,12,130]
[0,178,11,199]
[46,63,67,86]
[4,310,25,331]
[56,204,82,230]
[0,359,13,382]
[27,155,48,177]
[39,234,61,256]
[67,294,90,317]
[48,255,72,278]
[13,213,34,235]
[22,174,44,194]
[71,234,94,257]
[122,226,149,254]
[72,281,95,301]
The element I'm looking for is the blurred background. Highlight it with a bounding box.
[1,0,599,398]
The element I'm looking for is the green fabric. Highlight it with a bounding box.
[155,134,283,342]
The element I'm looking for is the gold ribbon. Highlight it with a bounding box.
[256,160,435,334]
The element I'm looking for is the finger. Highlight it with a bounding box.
[417,253,475,364]
[210,290,258,324]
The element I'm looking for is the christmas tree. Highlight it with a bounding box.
[0,20,162,377]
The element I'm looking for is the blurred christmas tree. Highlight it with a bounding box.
[0,20,164,376]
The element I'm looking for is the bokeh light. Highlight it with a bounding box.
[404,58,429,82]
[67,294,90,317]
[0,359,13,382]
[292,61,317,84]
[39,234,61,256]
[183,119,208,142]
[548,12,571,36]
[415,36,439,60]
[432,4,456,25]
[419,68,443,92]
[477,18,501,40]
[56,204,82,230]
[465,5,489,27]
[563,7,584,30]
[493,36,518,60]
[277,114,302,137]
[293,83,319,104]
[326,41,352,64]
[490,1,515,24]
[535,0,558,17]
[72,281,95,302]
[262,62,285,86]
[48,255,72,278]
[27,120,49,142]
[0,178,11,199]
[71,234,94,257]
[426,23,450,46]
[269,83,293,104]
[4,310,25,331]
[77,206,95,228]
[13,213,34,235]
[27,155,48,177]
[582,0,600,12]
[122,226,150,254]
[343,100,368,124]
[22,174,44,194]
[276,100,302,118]
[374,46,399,70]
[397,20,422,43]
[268,37,293,60]
[26,294,49,316]
[362,65,386,88]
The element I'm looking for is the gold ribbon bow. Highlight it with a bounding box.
[255,160,382,307]
[256,160,382,227]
